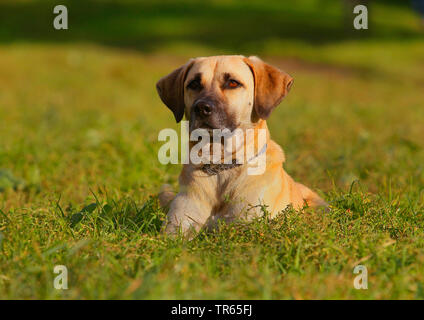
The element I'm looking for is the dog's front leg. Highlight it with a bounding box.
[163,192,212,238]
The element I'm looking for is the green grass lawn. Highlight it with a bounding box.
[0,0,424,299]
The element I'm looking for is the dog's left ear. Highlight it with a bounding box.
[244,56,293,120]
[156,59,194,123]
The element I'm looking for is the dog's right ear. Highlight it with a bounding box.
[156,60,194,123]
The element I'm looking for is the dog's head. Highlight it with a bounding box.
[156,55,293,132]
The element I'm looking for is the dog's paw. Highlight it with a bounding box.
[158,184,176,208]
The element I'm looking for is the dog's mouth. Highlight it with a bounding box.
[189,119,228,132]
[189,111,239,132]
[199,123,216,130]
[190,122,240,135]
[189,98,238,133]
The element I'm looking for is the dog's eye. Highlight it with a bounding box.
[226,79,241,89]
[187,79,202,90]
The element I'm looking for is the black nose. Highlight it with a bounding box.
[194,101,213,117]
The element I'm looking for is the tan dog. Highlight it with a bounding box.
[156,55,327,236]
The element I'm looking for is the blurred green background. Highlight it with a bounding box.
[0,0,423,299]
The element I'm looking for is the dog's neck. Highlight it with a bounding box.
[200,142,267,175]
[194,120,270,175]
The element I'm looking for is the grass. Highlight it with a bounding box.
[0,0,424,299]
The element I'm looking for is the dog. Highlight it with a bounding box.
[156,55,327,237]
